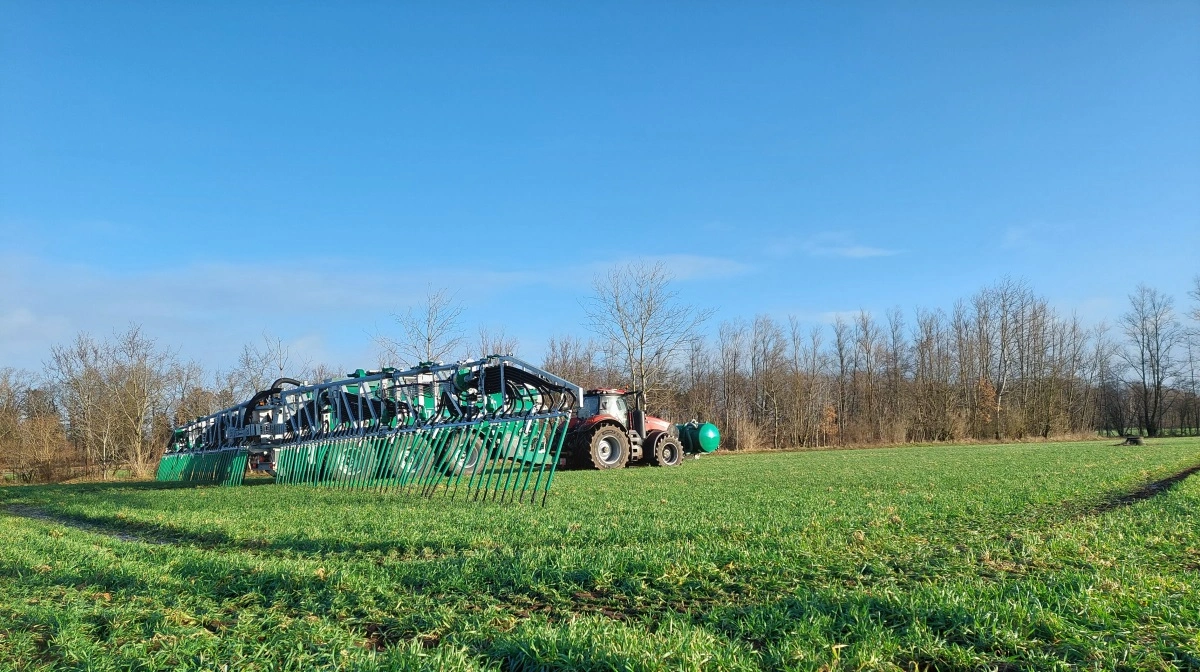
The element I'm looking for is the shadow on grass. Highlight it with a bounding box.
[2,478,551,557]
[2,481,478,555]
[4,504,237,547]
[2,477,275,498]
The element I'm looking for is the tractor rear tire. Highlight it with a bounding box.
[652,435,684,467]
[586,425,629,470]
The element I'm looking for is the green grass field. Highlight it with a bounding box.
[2,439,1198,671]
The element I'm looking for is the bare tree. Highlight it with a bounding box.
[477,325,519,358]
[171,359,219,425]
[882,307,909,442]
[831,316,852,443]
[750,315,786,447]
[45,325,175,477]
[1092,322,1126,435]
[1191,275,1200,323]
[678,336,718,425]
[717,320,754,449]
[1183,276,1200,433]
[583,260,713,401]
[220,332,296,401]
[543,335,604,389]
[1120,284,1183,436]
[47,333,113,471]
[303,362,345,385]
[854,310,881,441]
[0,369,26,478]
[377,287,466,366]
[107,326,174,476]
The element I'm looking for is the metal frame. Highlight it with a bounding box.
[157,356,582,504]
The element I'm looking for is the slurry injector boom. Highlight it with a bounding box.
[157,356,581,504]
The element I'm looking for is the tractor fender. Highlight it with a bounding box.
[644,429,665,450]
[571,417,625,444]
[570,415,625,437]
[643,415,674,436]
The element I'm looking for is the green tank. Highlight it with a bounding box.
[676,422,720,454]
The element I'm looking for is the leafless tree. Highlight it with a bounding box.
[0,369,26,477]
[750,315,786,447]
[47,333,113,471]
[44,325,175,477]
[106,326,174,476]
[717,319,755,449]
[882,307,909,441]
[1092,322,1127,435]
[377,287,466,366]
[1181,276,1200,432]
[677,336,718,425]
[583,260,713,401]
[911,308,957,441]
[831,316,852,443]
[171,359,219,425]
[1190,276,1200,323]
[1120,284,1183,436]
[854,310,881,441]
[221,332,297,401]
[303,362,345,385]
[477,325,519,358]
[543,335,604,389]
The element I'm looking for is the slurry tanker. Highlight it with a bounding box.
[157,356,720,503]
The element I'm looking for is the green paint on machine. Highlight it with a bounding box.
[156,357,581,504]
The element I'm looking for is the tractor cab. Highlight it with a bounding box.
[577,389,629,427]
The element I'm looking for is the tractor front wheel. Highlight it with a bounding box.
[586,425,629,470]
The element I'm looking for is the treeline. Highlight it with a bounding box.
[2,271,1199,482]
[0,331,338,482]
[551,275,1200,450]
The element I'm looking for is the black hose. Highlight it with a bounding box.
[239,378,305,425]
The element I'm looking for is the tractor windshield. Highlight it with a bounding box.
[580,395,601,418]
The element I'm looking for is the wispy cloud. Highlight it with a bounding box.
[804,233,901,259]
[0,250,752,372]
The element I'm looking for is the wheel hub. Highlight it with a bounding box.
[598,437,620,463]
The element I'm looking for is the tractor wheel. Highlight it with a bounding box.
[652,435,684,467]
[586,425,629,470]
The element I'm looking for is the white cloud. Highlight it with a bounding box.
[804,233,900,259]
[0,250,751,372]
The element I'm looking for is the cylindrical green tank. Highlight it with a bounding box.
[676,422,720,453]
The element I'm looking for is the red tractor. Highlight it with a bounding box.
[566,389,688,469]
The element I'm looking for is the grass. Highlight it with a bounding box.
[1,438,1198,671]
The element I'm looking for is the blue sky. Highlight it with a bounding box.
[2,2,1198,373]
